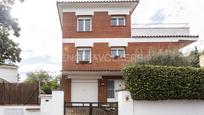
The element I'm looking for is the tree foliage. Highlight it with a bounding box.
[25,70,60,94]
[0,0,22,64]
[25,70,51,84]
[135,51,201,67]
[0,32,21,64]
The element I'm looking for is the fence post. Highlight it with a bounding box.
[89,103,93,115]
[40,94,52,115]
[118,91,134,115]
[116,102,118,115]
[51,90,64,115]
[64,102,66,115]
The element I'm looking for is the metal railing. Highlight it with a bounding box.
[64,102,118,115]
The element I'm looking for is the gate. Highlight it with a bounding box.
[0,82,39,105]
[64,102,118,115]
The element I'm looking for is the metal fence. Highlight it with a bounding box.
[64,102,118,115]
[0,82,39,105]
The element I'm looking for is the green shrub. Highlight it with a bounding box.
[122,65,204,100]
[41,85,52,94]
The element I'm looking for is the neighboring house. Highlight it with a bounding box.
[0,64,19,83]
[200,54,204,67]
[57,0,198,103]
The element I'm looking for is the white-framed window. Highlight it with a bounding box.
[111,16,125,26]
[77,17,92,32]
[107,80,115,98]
[77,48,91,63]
[111,48,125,58]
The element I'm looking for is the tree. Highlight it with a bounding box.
[135,49,203,68]
[0,0,22,64]
[25,70,60,94]
[25,70,52,84]
[0,32,21,64]
[189,46,200,67]
[136,51,192,67]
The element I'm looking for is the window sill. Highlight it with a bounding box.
[77,31,92,33]
[111,25,126,27]
[111,56,125,59]
[77,61,91,64]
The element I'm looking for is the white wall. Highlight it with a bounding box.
[40,95,52,115]
[0,65,18,83]
[0,106,40,115]
[51,91,64,115]
[118,91,133,115]
[40,91,64,115]
[0,91,64,115]
[132,28,189,36]
[63,37,197,47]
[63,7,131,15]
[131,24,190,36]
[133,100,204,115]
[118,91,204,115]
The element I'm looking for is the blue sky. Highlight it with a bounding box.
[11,0,204,81]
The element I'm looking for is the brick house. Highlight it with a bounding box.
[57,0,198,103]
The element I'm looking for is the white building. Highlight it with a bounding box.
[0,64,19,83]
[57,0,198,103]
[132,23,190,36]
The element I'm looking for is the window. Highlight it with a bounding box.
[77,17,92,32]
[111,16,125,26]
[107,80,115,98]
[77,48,91,63]
[111,48,125,58]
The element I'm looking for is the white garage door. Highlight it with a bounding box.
[71,80,98,102]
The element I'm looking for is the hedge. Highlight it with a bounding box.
[122,65,204,100]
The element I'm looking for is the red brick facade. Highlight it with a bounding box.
[61,76,71,102]
[62,41,193,71]
[62,12,131,38]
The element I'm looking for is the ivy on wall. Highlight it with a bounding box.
[122,65,204,100]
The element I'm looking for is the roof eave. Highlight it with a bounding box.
[130,0,139,15]
[56,2,63,32]
[0,64,19,69]
[62,70,122,76]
